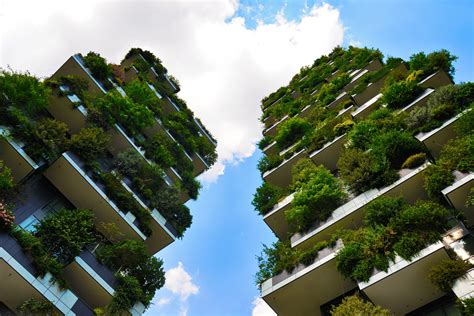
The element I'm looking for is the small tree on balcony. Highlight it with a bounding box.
[330,295,392,316]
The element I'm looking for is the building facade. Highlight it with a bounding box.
[0,48,217,315]
[254,47,473,315]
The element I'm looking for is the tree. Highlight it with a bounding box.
[331,295,392,316]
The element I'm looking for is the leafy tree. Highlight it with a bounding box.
[330,295,392,316]
[70,127,109,163]
[252,182,283,216]
[382,79,422,109]
[274,117,310,150]
[124,79,163,118]
[0,160,14,193]
[364,197,406,227]
[83,51,113,83]
[428,259,472,292]
[35,209,96,264]
[17,298,56,316]
[370,131,424,169]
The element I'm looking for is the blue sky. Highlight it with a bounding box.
[148,1,473,316]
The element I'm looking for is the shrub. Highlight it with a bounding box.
[69,127,109,163]
[255,241,300,285]
[409,50,457,78]
[391,200,450,234]
[17,298,56,316]
[457,298,474,316]
[258,136,273,151]
[457,105,474,135]
[0,70,50,117]
[109,275,143,313]
[401,153,427,169]
[428,259,472,292]
[252,182,283,216]
[333,119,354,136]
[370,131,424,169]
[143,134,174,169]
[286,165,347,232]
[274,117,310,150]
[164,111,199,154]
[0,201,14,231]
[424,164,455,200]
[115,149,143,179]
[392,232,435,260]
[0,160,14,193]
[257,155,283,175]
[31,119,69,161]
[83,52,113,84]
[364,197,406,227]
[330,295,392,316]
[382,79,422,109]
[439,135,474,172]
[35,209,96,264]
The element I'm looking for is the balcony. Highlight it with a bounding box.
[262,115,277,129]
[63,248,117,310]
[263,149,307,189]
[194,117,218,147]
[353,63,408,106]
[291,164,430,250]
[0,127,41,184]
[352,93,383,120]
[263,115,289,138]
[419,70,453,90]
[326,91,350,111]
[262,141,278,157]
[308,133,347,172]
[51,54,107,96]
[44,151,147,242]
[263,193,295,240]
[452,268,474,301]
[0,246,87,315]
[261,240,356,316]
[47,86,88,134]
[416,109,470,158]
[442,172,474,226]
[359,242,450,315]
[120,178,177,254]
[399,88,435,113]
[162,96,181,116]
[123,65,140,84]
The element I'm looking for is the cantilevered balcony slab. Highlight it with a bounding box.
[359,242,449,315]
[48,88,88,134]
[353,63,408,106]
[309,134,347,171]
[399,88,435,113]
[262,141,278,157]
[419,70,453,90]
[44,152,146,242]
[263,115,289,138]
[120,180,177,254]
[452,268,474,301]
[343,69,368,92]
[292,164,429,250]
[442,173,474,226]
[326,91,350,111]
[261,240,356,316]
[107,123,147,158]
[263,193,295,240]
[123,65,139,84]
[0,247,83,315]
[51,54,107,96]
[64,249,117,310]
[162,96,181,116]
[194,117,217,147]
[364,59,384,72]
[0,128,40,184]
[352,93,383,120]
[263,149,307,189]
[262,115,277,129]
[416,109,469,158]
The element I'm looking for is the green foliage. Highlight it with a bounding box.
[274,117,310,150]
[94,91,155,134]
[0,70,50,118]
[252,182,283,216]
[69,127,109,164]
[424,164,455,200]
[10,226,66,288]
[30,119,69,161]
[428,259,472,292]
[99,172,152,236]
[382,79,422,109]
[409,49,457,78]
[457,298,474,316]
[317,73,351,106]
[401,153,427,169]
[0,160,14,194]
[35,209,96,264]
[333,119,354,136]
[124,79,163,118]
[97,240,165,308]
[439,135,474,172]
[365,197,406,227]
[0,201,15,231]
[286,164,347,232]
[83,52,113,86]
[257,155,283,175]
[457,106,474,135]
[370,131,424,169]
[17,298,56,316]
[330,295,392,316]
[46,75,89,101]
[109,275,143,313]
[143,134,174,169]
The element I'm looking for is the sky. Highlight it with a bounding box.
[0,0,473,315]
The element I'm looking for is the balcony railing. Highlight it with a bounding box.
[442,172,474,226]
[263,192,295,240]
[261,240,356,316]
[351,93,383,120]
[44,151,147,242]
[291,163,430,250]
[0,127,41,184]
[359,241,450,315]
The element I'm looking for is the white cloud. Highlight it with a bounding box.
[252,297,277,316]
[156,297,171,306]
[0,0,344,183]
[164,262,199,301]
